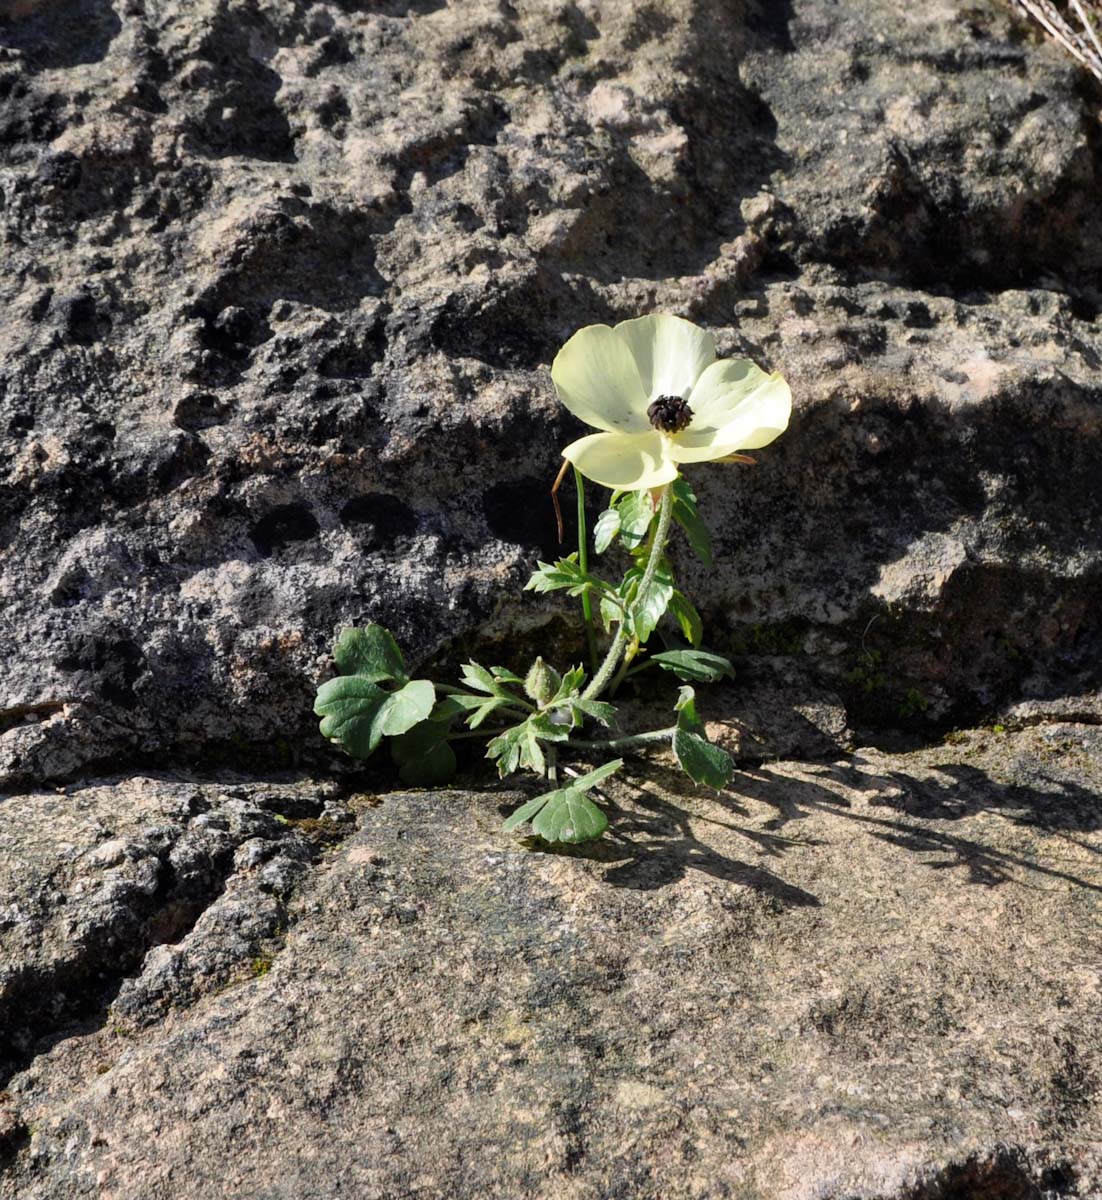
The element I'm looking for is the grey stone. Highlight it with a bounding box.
[0,0,1099,785]
[1,725,1100,1196]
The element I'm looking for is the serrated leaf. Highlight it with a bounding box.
[377,678,436,737]
[550,664,586,704]
[570,697,617,727]
[525,555,614,599]
[616,490,655,549]
[624,563,674,643]
[671,477,713,567]
[491,667,526,684]
[570,758,623,792]
[668,591,703,648]
[501,792,554,833]
[333,626,407,684]
[487,725,525,777]
[650,649,735,683]
[391,720,457,787]
[315,675,388,759]
[526,713,572,743]
[532,789,609,843]
[593,508,620,554]
[467,696,505,729]
[430,693,484,720]
[599,594,621,632]
[673,727,732,790]
[460,661,498,694]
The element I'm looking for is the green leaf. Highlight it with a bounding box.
[671,477,713,567]
[549,664,586,704]
[673,727,732,789]
[672,684,731,789]
[430,693,485,720]
[674,684,702,731]
[668,591,703,647]
[377,679,436,737]
[467,696,505,729]
[487,725,524,776]
[532,789,609,843]
[315,675,388,759]
[524,555,613,599]
[616,491,655,550]
[333,626,407,685]
[526,713,572,743]
[390,720,457,786]
[501,792,554,834]
[649,649,735,683]
[491,667,526,685]
[593,508,620,554]
[570,758,623,792]
[625,563,674,643]
[570,697,617,727]
[460,661,499,695]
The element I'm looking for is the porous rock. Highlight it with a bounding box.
[0,0,1100,783]
[1,725,1100,1196]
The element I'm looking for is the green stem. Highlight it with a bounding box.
[574,467,600,673]
[582,483,675,702]
[570,726,677,752]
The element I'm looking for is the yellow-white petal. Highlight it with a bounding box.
[614,314,715,401]
[671,372,791,462]
[562,430,678,491]
[686,358,773,425]
[551,325,651,434]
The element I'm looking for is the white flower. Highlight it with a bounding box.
[552,314,791,491]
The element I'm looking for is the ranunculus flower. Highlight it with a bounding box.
[552,314,791,491]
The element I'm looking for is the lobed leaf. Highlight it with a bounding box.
[532,789,609,843]
[333,625,407,685]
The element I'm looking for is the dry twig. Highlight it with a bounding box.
[1013,0,1102,83]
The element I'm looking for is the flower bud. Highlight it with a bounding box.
[524,656,561,706]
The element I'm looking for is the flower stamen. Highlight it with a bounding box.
[647,394,693,434]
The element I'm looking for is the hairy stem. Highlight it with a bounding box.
[582,483,674,702]
[574,467,600,673]
[570,726,677,752]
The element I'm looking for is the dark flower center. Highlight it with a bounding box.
[647,394,693,434]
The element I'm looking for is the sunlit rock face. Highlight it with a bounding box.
[1,0,1101,782]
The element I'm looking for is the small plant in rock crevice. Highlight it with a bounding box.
[315,315,792,844]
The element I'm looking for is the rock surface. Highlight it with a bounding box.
[1,0,1101,784]
[3,2,1102,1195]
[1,724,1100,1197]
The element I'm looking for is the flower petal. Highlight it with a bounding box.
[686,358,774,425]
[551,325,651,434]
[562,430,679,491]
[615,314,715,401]
[671,372,791,462]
